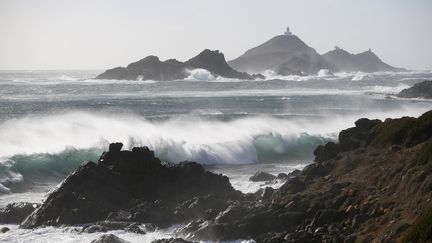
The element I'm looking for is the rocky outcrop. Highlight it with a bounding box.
[249,171,276,182]
[178,110,432,242]
[91,234,130,243]
[0,202,39,224]
[322,47,405,73]
[20,143,239,229]
[96,50,257,81]
[398,80,432,99]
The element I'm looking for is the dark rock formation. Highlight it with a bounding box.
[91,234,130,243]
[96,50,256,81]
[20,143,239,229]
[322,47,404,73]
[0,202,39,224]
[249,171,276,182]
[398,80,432,99]
[228,35,334,75]
[178,110,432,242]
[0,227,9,233]
[151,238,194,243]
[184,49,252,80]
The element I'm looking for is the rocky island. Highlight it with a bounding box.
[96,49,262,81]
[228,26,404,75]
[1,111,431,242]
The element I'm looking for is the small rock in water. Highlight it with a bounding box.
[0,227,10,233]
[277,173,289,180]
[249,171,276,182]
[91,234,130,243]
[0,202,39,224]
[151,238,194,243]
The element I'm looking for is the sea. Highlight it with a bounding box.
[0,69,431,242]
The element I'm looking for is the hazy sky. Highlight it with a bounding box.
[0,0,431,70]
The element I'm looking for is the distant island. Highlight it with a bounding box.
[96,49,262,81]
[97,26,405,80]
[229,26,404,75]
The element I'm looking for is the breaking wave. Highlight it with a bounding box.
[0,111,343,194]
[0,106,429,194]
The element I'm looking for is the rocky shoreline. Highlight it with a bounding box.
[398,80,432,99]
[1,111,432,242]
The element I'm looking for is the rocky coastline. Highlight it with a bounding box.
[1,111,432,242]
[398,80,432,99]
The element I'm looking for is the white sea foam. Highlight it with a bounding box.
[184,68,216,81]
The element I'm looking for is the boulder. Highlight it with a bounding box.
[151,238,194,243]
[249,171,276,182]
[277,173,289,180]
[314,142,340,163]
[0,202,39,224]
[0,227,9,233]
[338,118,381,151]
[91,234,130,243]
[21,144,238,229]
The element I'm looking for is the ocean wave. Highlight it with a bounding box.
[0,112,343,193]
[1,108,430,194]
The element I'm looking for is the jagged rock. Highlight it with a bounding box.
[184,49,252,79]
[338,118,381,151]
[314,142,340,163]
[91,234,130,243]
[20,144,238,229]
[249,171,276,182]
[276,173,289,180]
[397,80,432,99]
[151,238,193,243]
[82,221,149,234]
[0,202,39,224]
[96,50,256,81]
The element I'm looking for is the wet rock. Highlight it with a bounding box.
[288,169,301,178]
[91,234,130,243]
[0,202,39,224]
[277,177,306,194]
[0,227,10,233]
[314,142,340,163]
[82,221,148,234]
[21,144,237,229]
[249,171,276,182]
[276,173,289,180]
[151,238,194,243]
[338,118,381,151]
